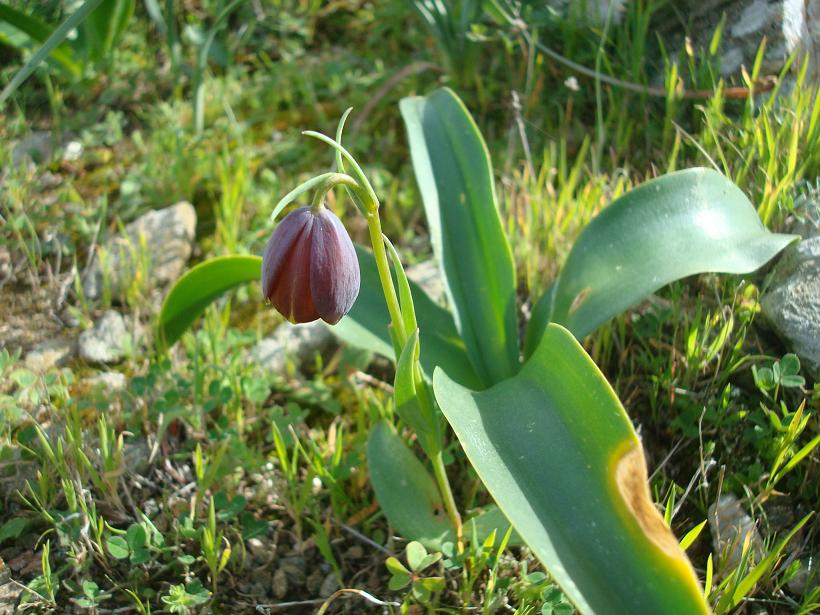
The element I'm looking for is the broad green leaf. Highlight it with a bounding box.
[434,324,709,615]
[80,0,134,62]
[157,255,262,348]
[333,245,481,389]
[386,556,410,577]
[406,541,428,571]
[366,420,453,550]
[536,168,797,346]
[401,88,518,385]
[0,517,27,544]
[106,535,129,560]
[0,3,80,76]
[0,0,105,105]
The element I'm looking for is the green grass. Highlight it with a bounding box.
[0,0,817,612]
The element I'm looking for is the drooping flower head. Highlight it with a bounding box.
[262,205,360,324]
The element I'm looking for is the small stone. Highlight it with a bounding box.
[272,568,288,598]
[787,556,816,594]
[306,568,324,595]
[62,140,83,162]
[11,131,52,167]
[247,537,275,563]
[251,321,333,373]
[0,247,10,284]
[761,236,820,379]
[143,499,159,517]
[78,311,129,364]
[318,572,339,598]
[83,202,197,302]
[85,371,127,391]
[708,494,764,571]
[407,259,445,304]
[279,555,307,586]
[24,337,75,372]
[0,578,22,615]
[122,438,151,475]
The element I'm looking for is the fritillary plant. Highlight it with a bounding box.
[159,88,799,614]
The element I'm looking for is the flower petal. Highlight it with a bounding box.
[310,208,361,324]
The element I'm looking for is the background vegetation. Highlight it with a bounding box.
[0,0,817,612]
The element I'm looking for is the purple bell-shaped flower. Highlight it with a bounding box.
[262,205,360,324]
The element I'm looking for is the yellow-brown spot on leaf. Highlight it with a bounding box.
[569,287,591,315]
[615,445,682,559]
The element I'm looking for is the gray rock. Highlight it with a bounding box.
[787,555,817,595]
[251,321,333,373]
[85,371,127,391]
[24,337,76,372]
[83,202,196,302]
[708,494,764,571]
[123,438,151,475]
[0,247,10,284]
[11,131,52,167]
[272,568,288,598]
[407,259,445,304]
[655,0,819,82]
[78,310,129,364]
[761,237,820,379]
[319,573,340,598]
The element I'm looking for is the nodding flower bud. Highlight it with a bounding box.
[261,205,360,324]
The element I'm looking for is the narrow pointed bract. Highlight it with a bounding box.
[262,206,360,324]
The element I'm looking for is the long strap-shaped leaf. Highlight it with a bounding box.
[0,0,105,104]
[0,3,80,76]
[434,324,710,615]
[527,168,797,353]
[401,88,519,386]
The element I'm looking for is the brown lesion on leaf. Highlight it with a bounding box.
[568,287,591,315]
[615,445,683,559]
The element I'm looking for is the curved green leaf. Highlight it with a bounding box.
[434,324,709,615]
[80,0,134,62]
[538,168,797,346]
[0,0,105,104]
[0,3,79,76]
[367,420,453,551]
[157,255,262,349]
[333,245,482,389]
[401,88,518,386]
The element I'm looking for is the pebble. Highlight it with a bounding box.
[708,494,764,571]
[82,202,197,303]
[319,573,340,598]
[78,310,129,364]
[761,236,820,379]
[272,568,288,598]
[85,371,127,391]
[251,321,333,373]
[23,337,76,372]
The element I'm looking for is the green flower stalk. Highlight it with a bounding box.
[265,111,464,551]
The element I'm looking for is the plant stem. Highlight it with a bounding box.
[432,450,463,553]
[365,211,407,345]
[362,196,464,553]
